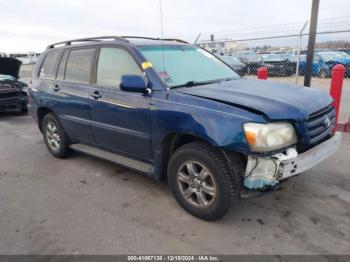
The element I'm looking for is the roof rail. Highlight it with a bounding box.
[47,36,128,49]
[47,35,189,49]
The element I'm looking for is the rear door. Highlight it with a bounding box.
[53,48,96,144]
[36,50,61,99]
[89,46,152,161]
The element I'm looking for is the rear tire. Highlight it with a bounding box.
[167,142,241,221]
[42,113,71,158]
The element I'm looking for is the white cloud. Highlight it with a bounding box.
[0,0,349,52]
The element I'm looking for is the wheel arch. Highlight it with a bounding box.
[37,107,55,132]
[157,132,219,180]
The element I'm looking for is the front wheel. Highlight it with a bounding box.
[167,142,242,221]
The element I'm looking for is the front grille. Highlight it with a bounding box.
[0,91,19,99]
[306,105,335,145]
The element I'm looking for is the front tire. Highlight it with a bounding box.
[167,142,241,221]
[42,113,71,158]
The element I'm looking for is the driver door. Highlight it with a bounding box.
[89,47,152,161]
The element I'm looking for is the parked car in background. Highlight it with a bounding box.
[261,53,296,76]
[234,51,263,74]
[218,54,247,76]
[10,52,40,65]
[299,50,350,78]
[29,36,340,221]
[0,57,28,112]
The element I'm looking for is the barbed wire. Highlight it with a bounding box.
[171,16,350,43]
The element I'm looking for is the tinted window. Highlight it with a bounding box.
[96,47,143,87]
[56,50,69,80]
[65,49,95,83]
[39,52,60,79]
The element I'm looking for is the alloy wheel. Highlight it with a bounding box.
[46,121,61,151]
[176,161,217,208]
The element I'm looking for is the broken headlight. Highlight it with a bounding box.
[243,122,297,152]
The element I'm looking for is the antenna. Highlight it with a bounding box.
[158,0,166,78]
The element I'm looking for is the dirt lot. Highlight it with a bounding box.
[0,67,349,255]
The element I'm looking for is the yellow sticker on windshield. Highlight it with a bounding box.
[141,61,153,70]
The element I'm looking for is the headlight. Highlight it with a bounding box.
[243,122,297,152]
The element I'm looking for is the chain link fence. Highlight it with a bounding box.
[198,30,350,81]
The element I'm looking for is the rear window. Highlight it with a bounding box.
[64,49,95,83]
[39,52,60,79]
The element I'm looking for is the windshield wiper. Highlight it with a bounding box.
[171,79,225,89]
[170,77,240,89]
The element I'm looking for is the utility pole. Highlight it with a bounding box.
[304,0,320,87]
[210,34,215,49]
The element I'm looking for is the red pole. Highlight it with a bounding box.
[257,67,268,80]
[329,64,345,130]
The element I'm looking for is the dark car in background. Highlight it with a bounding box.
[218,54,247,76]
[234,51,263,75]
[261,53,296,76]
[0,57,28,113]
[299,50,350,78]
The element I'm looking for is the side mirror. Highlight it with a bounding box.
[120,75,150,94]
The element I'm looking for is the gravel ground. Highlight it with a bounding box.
[0,112,349,255]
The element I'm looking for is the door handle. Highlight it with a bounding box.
[52,84,60,92]
[90,91,102,99]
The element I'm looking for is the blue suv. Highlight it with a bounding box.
[28,36,341,220]
[299,50,350,78]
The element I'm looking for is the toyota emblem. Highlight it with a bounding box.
[324,116,331,128]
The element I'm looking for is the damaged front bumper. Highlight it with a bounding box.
[244,132,342,189]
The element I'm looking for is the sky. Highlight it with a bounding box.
[0,0,350,53]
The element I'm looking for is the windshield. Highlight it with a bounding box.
[317,51,350,61]
[139,45,239,88]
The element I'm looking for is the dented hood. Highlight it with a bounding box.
[176,78,332,121]
[0,57,22,79]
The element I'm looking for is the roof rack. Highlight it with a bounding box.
[47,36,128,49]
[47,36,189,49]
